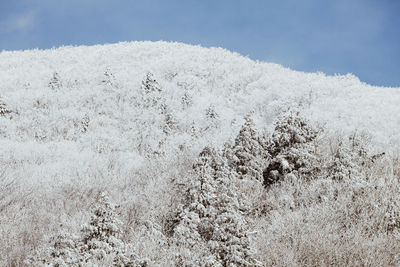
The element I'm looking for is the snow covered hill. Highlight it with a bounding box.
[1,42,399,266]
[1,41,399,183]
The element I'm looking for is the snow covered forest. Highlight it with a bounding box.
[0,41,399,266]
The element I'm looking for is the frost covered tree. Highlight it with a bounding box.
[230,114,269,182]
[48,72,62,89]
[0,99,12,116]
[209,175,260,266]
[141,72,162,109]
[181,91,193,109]
[326,140,359,181]
[102,68,117,87]
[263,110,320,187]
[173,147,220,265]
[78,192,134,266]
[326,132,382,181]
[80,114,90,133]
[136,72,174,156]
[26,230,80,266]
[173,147,260,266]
[142,72,161,94]
[160,103,178,136]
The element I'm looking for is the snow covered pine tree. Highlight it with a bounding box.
[78,192,134,265]
[173,147,260,266]
[229,115,269,182]
[263,110,320,187]
[27,192,136,266]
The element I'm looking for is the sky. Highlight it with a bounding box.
[0,0,399,87]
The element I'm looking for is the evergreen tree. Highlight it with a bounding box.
[141,72,162,109]
[326,132,380,182]
[49,72,62,89]
[326,140,359,181]
[264,111,320,187]
[102,68,117,87]
[136,72,169,156]
[173,147,260,266]
[48,231,80,266]
[78,192,133,265]
[27,192,140,266]
[142,72,161,94]
[0,99,12,116]
[231,115,269,182]
[209,175,260,266]
[26,230,80,267]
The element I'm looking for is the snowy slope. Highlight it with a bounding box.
[0,41,399,184]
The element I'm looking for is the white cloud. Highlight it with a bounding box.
[0,10,38,33]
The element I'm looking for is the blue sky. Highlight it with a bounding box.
[0,0,399,87]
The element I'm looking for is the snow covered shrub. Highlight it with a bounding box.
[229,114,269,182]
[263,110,321,187]
[48,72,62,89]
[173,147,260,266]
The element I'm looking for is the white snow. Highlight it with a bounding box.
[0,41,399,184]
